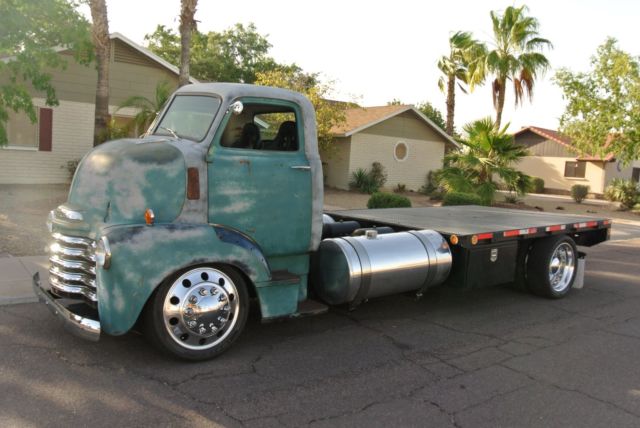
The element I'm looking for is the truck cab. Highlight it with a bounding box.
[38,83,326,359]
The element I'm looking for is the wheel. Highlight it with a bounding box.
[525,235,578,299]
[144,265,249,360]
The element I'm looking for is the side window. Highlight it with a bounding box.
[220,104,299,152]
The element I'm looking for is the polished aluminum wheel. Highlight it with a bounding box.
[162,267,240,350]
[548,242,575,293]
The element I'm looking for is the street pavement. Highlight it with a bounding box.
[1,236,640,427]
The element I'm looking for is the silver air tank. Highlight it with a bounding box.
[312,230,452,306]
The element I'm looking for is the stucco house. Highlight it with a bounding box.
[514,126,640,195]
[0,33,197,184]
[322,104,458,191]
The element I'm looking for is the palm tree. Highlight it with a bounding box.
[179,0,198,87]
[117,81,173,135]
[437,117,530,204]
[437,31,486,136]
[89,0,110,145]
[485,5,552,128]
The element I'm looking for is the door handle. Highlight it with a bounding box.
[291,165,311,170]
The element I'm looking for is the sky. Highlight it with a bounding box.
[81,0,639,133]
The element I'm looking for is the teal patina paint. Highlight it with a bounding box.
[69,138,186,226]
[207,97,313,317]
[97,223,272,335]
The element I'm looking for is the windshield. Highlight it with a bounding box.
[153,95,221,142]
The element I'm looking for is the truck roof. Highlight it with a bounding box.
[175,82,308,104]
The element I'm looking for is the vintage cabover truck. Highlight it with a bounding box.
[34,83,612,360]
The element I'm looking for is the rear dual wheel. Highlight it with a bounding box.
[525,235,578,299]
[144,265,249,360]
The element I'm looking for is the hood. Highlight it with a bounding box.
[68,138,186,227]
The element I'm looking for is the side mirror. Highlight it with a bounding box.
[229,101,244,115]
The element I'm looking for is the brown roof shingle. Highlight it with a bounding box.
[330,104,411,136]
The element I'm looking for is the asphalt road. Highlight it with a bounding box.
[1,238,640,427]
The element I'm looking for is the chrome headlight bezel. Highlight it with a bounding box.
[95,236,112,269]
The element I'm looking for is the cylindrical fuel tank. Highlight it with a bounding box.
[312,230,452,305]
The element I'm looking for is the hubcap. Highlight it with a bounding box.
[548,242,575,292]
[163,267,239,350]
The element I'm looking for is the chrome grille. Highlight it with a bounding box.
[49,232,97,306]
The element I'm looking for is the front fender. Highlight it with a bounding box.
[96,223,270,335]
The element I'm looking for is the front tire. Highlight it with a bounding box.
[144,265,249,361]
[526,235,578,299]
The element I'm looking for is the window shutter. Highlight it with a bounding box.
[38,108,53,151]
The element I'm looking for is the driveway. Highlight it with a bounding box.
[1,238,640,427]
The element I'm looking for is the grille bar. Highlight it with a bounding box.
[49,232,97,306]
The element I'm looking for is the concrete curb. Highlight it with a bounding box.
[0,256,47,306]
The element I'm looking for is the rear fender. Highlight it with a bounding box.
[96,224,270,335]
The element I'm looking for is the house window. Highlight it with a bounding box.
[394,141,408,161]
[564,161,586,178]
[6,109,39,148]
[632,168,640,183]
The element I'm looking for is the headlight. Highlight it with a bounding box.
[46,210,55,233]
[95,236,112,269]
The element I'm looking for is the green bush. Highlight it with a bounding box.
[571,184,590,203]
[504,193,520,204]
[531,177,545,193]
[349,162,388,194]
[394,183,407,193]
[367,192,412,209]
[442,191,483,206]
[604,178,640,210]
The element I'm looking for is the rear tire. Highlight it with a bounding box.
[144,264,249,361]
[526,235,578,299]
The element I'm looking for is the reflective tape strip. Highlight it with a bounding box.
[573,221,598,228]
[545,225,567,232]
[503,227,537,237]
[476,233,494,240]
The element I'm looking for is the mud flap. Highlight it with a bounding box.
[573,251,587,290]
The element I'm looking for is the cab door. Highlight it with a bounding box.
[207,98,312,257]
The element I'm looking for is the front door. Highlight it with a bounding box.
[207,98,312,257]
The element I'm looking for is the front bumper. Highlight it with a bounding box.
[32,271,101,341]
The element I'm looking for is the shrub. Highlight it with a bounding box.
[531,177,545,193]
[370,162,387,189]
[442,191,483,206]
[419,170,439,195]
[62,158,81,180]
[349,162,388,194]
[604,178,640,210]
[394,183,406,193]
[571,184,589,203]
[367,192,412,209]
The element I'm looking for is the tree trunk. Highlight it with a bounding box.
[179,0,198,87]
[445,75,455,136]
[495,77,506,129]
[90,0,110,146]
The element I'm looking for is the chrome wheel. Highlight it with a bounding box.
[548,242,575,293]
[162,267,240,350]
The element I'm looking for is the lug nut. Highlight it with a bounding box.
[185,307,194,316]
[188,320,197,328]
[199,288,207,296]
[212,288,218,295]
[189,296,197,304]
[198,325,206,335]
[218,295,227,302]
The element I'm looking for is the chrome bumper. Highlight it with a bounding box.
[32,271,101,342]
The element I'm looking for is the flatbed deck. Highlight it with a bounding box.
[327,206,611,246]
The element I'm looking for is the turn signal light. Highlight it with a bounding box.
[144,208,155,226]
[449,235,459,245]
